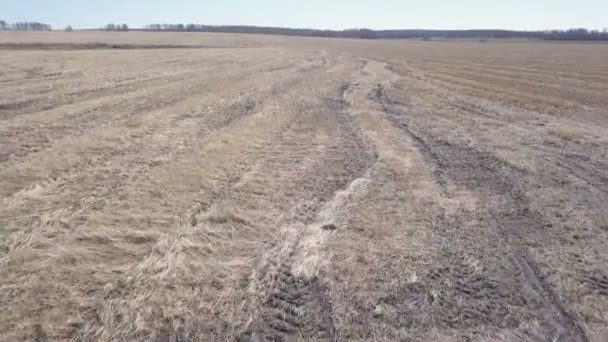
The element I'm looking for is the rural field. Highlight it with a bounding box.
[1,31,608,341]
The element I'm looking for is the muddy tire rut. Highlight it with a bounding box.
[364,59,590,341]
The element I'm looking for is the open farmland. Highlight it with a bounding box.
[1,31,608,341]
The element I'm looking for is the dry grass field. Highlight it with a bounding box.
[1,31,608,341]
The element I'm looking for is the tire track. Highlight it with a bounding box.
[17,56,357,341]
[318,62,451,340]
[239,83,377,341]
[369,63,589,341]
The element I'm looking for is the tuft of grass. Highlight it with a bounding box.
[203,206,249,225]
[548,126,582,142]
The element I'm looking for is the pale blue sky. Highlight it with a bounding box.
[1,0,606,30]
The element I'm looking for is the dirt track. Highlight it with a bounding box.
[1,32,608,341]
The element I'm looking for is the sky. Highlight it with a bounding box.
[1,0,606,31]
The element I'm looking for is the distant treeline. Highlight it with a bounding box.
[0,20,51,31]
[141,24,608,41]
[2,19,607,41]
[103,23,130,31]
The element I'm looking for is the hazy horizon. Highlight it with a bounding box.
[2,0,607,31]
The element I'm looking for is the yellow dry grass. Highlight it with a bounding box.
[1,32,607,341]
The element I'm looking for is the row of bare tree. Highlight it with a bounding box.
[1,19,606,41]
[0,20,52,31]
[103,23,129,31]
[141,24,608,41]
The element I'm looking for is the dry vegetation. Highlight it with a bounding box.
[1,31,608,341]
